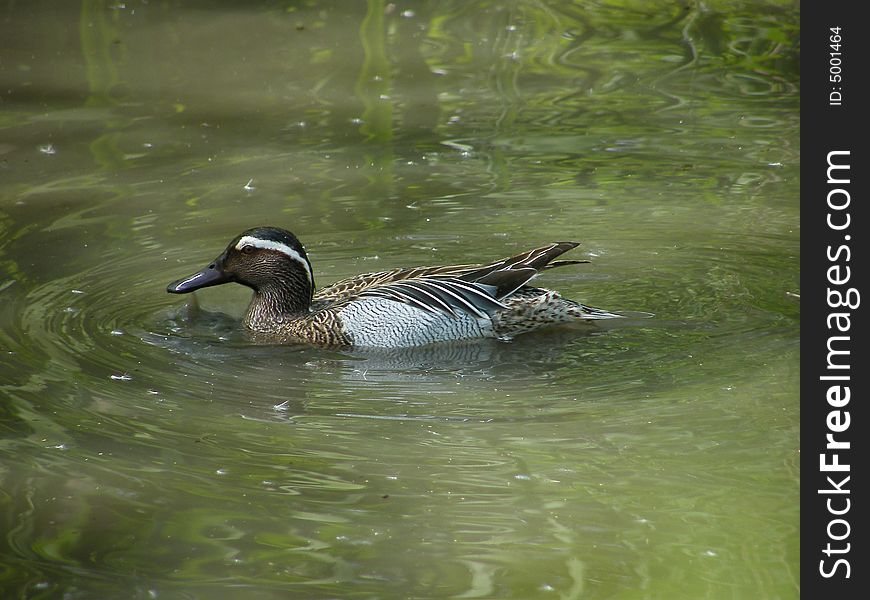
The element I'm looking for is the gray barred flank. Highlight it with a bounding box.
[339,297,493,348]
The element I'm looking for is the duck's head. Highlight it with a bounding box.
[167,227,314,311]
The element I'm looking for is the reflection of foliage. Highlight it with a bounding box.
[80,0,122,107]
[0,1,799,234]
[419,1,798,115]
[356,0,392,142]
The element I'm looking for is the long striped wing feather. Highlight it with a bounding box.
[358,277,508,319]
[315,241,586,319]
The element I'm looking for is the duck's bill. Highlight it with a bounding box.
[167,259,232,294]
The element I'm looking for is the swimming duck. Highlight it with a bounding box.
[166,227,620,348]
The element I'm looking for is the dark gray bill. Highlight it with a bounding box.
[167,258,232,294]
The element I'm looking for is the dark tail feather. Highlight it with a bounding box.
[475,268,538,299]
[509,242,580,271]
[459,242,584,282]
[542,259,590,270]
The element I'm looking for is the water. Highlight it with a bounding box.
[1,1,799,598]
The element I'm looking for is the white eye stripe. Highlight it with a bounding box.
[235,235,313,284]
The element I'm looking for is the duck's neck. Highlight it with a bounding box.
[243,276,313,331]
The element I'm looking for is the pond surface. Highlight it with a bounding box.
[1,1,799,598]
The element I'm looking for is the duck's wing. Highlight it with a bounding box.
[315,242,586,305]
[358,277,509,319]
[313,265,469,303]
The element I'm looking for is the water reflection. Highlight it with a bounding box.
[1,1,799,598]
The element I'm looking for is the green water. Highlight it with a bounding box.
[1,1,799,598]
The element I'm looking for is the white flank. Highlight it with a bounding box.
[235,235,313,284]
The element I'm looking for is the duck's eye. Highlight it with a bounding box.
[241,245,255,255]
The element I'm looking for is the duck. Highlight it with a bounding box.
[166,227,621,348]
